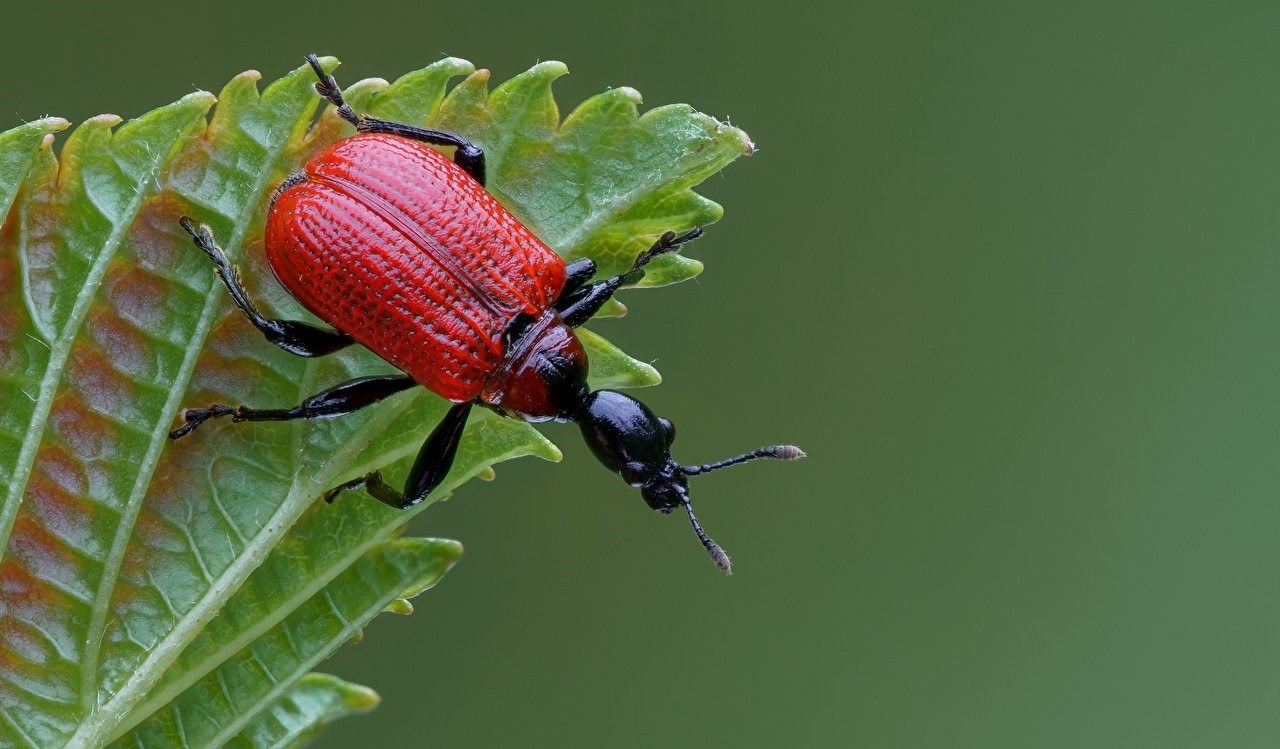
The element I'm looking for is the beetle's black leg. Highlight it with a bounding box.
[170,374,416,439]
[357,118,486,186]
[556,228,703,327]
[179,217,354,358]
[322,401,473,509]
[306,54,486,186]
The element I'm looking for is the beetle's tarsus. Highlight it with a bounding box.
[169,405,237,440]
[619,226,703,286]
[306,53,359,126]
[179,215,230,269]
[635,226,703,269]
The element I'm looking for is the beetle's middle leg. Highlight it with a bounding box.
[306,54,486,186]
[555,228,703,327]
[179,217,354,358]
[321,400,474,509]
[170,374,416,439]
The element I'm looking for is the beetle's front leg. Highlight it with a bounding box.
[323,400,474,509]
[556,228,703,327]
[179,217,354,357]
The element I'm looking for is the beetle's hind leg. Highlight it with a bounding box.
[322,401,474,509]
[179,217,353,358]
[170,374,416,439]
[305,54,486,185]
[556,228,703,327]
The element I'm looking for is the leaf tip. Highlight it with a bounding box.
[441,56,476,73]
[638,364,663,387]
[599,298,628,318]
[614,85,643,104]
[543,439,565,463]
[181,90,219,110]
[530,60,570,80]
[342,682,381,711]
[86,112,123,128]
[730,125,756,155]
[383,598,415,615]
[439,538,466,564]
[388,537,466,600]
[693,110,755,156]
[29,115,70,133]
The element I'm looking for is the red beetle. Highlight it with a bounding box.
[171,55,803,572]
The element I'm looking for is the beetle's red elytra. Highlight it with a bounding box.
[267,133,569,405]
[171,54,804,573]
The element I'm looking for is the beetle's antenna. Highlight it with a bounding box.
[682,495,732,574]
[682,444,806,476]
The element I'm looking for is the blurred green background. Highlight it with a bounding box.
[9,0,1280,746]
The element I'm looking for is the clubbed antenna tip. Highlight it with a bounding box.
[682,443,807,476]
[771,444,806,460]
[682,496,732,575]
[707,542,733,575]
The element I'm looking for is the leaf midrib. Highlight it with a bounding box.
[69,115,310,747]
[72,354,420,746]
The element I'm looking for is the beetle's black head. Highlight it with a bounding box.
[576,389,804,574]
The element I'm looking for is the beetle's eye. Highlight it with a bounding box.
[621,461,649,485]
[659,417,676,446]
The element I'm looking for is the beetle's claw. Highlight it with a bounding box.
[665,226,703,248]
[169,405,236,440]
[322,474,367,504]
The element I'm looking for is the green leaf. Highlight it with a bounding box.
[0,56,750,748]
[227,674,379,749]
[106,539,459,749]
[431,64,753,287]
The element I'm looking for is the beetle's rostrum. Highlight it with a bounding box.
[170,54,804,573]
